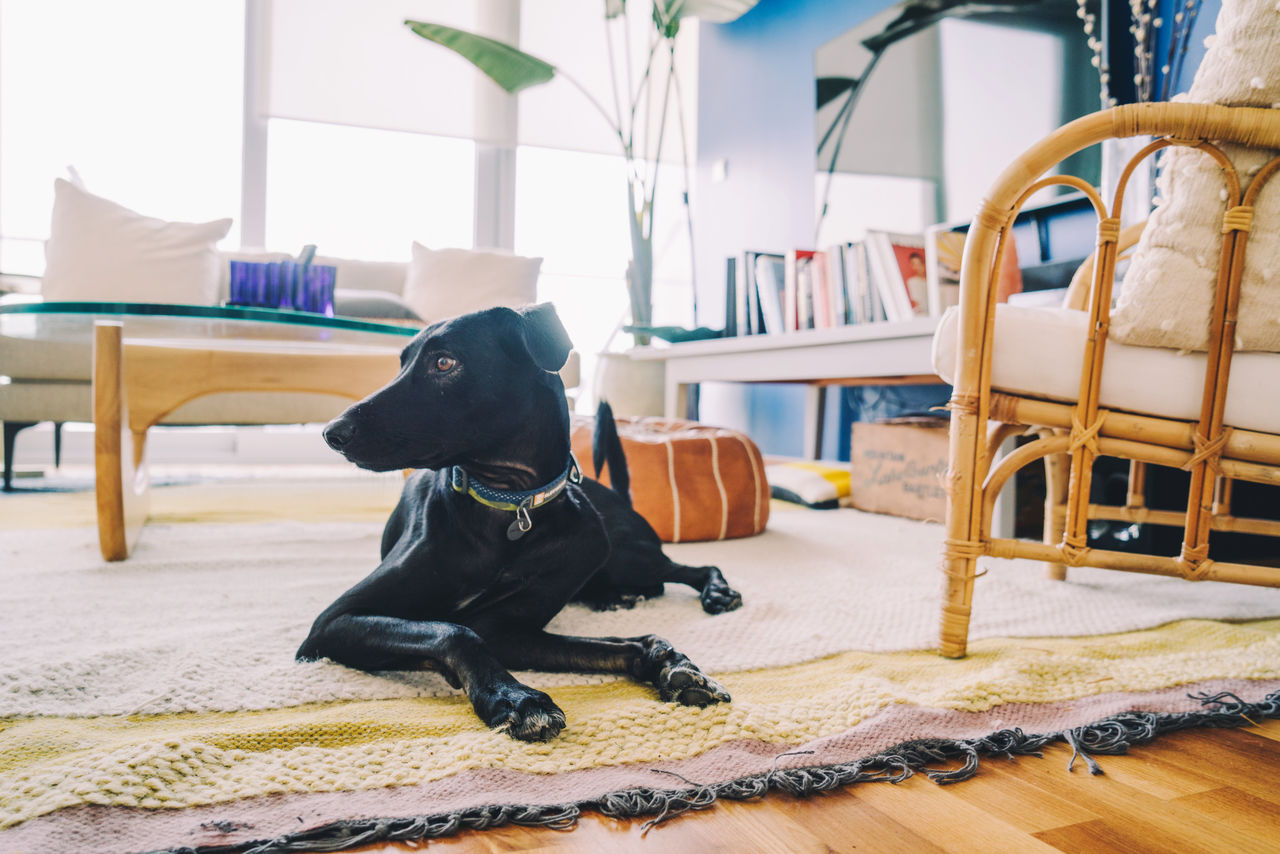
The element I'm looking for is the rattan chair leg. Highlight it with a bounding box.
[940,403,986,658]
[940,552,978,659]
[1043,449,1069,581]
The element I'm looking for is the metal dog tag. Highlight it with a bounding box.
[506,503,533,541]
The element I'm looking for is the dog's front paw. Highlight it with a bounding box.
[474,681,567,742]
[655,655,731,707]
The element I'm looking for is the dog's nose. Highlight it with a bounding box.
[323,419,354,450]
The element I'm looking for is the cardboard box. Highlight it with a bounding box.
[849,417,949,522]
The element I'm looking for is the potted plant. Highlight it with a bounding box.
[405,1,758,347]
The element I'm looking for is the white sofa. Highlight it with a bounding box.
[0,252,579,489]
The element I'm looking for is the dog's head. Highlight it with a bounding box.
[323,303,573,471]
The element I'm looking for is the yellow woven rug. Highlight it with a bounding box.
[2,472,1279,853]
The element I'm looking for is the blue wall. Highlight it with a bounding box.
[693,0,894,459]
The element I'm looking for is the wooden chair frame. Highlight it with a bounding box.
[940,102,1280,658]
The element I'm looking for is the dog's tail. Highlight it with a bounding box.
[592,400,631,505]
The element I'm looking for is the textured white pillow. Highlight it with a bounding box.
[402,243,541,322]
[42,179,232,305]
[1111,0,1280,352]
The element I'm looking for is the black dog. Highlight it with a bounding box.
[298,303,742,741]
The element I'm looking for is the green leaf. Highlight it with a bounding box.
[622,324,724,342]
[605,0,626,19]
[660,0,759,25]
[404,20,555,95]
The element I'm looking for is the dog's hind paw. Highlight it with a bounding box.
[656,658,731,707]
[700,583,743,615]
[476,683,567,742]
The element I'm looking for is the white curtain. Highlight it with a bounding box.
[264,0,481,140]
[264,0,696,159]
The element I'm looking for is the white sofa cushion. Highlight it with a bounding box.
[402,243,541,323]
[42,179,232,305]
[932,304,1280,434]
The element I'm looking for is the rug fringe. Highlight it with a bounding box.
[152,689,1280,854]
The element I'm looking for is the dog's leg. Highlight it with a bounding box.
[487,631,731,707]
[663,562,743,614]
[300,614,566,741]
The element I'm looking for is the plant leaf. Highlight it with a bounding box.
[623,324,724,342]
[404,20,555,95]
[660,0,759,25]
[816,76,858,110]
[605,0,626,19]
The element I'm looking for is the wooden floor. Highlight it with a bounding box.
[350,718,1280,853]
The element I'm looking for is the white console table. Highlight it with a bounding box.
[628,317,942,459]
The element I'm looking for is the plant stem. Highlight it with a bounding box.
[603,3,627,143]
[668,41,699,318]
[815,48,884,242]
[557,69,629,154]
[637,31,662,178]
[646,43,676,243]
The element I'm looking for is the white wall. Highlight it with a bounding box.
[938,18,1064,223]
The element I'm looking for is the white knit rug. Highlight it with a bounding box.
[6,499,1280,719]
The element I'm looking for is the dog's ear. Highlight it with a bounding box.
[510,303,572,372]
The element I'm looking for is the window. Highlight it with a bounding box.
[515,145,693,409]
[0,0,689,399]
[265,120,474,260]
[0,0,245,274]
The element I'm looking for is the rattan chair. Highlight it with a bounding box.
[936,102,1280,658]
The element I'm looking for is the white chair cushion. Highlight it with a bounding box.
[932,304,1280,434]
[42,179,232,305]
[402,243,541,323]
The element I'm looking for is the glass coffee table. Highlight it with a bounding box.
[0,301,420,560]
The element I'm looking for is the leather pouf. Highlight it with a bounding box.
[570,415,769,543]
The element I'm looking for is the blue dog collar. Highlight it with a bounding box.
[449,455,582,540]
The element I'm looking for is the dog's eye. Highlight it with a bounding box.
[434,355,458,373]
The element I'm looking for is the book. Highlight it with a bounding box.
[724,256,738,336]
[859,242,885,322]
[810,249,834,328]
[751,251,787,334]
[841,241,874,324]
[824,247,849,326]
[864,233,910,322]
[866,231,928,321]
[784,249,817,332]
[739,250,764,334]
[924,223,966,316]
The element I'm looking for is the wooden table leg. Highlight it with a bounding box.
[94,322,150,561]
[803,385,826,460]
[91,329,401,560]
[665,378,690,420]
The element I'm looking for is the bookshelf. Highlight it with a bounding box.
[628,317,940,459]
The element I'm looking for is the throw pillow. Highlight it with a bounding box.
[402,243,541,323]
[765,461,851,510]
[42,179,233,305]
[1110,0,1280,352]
